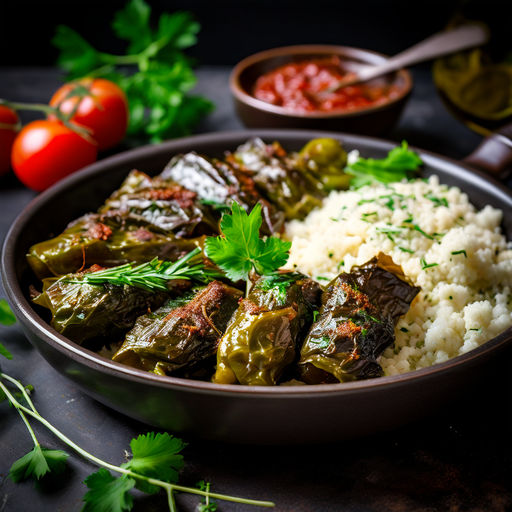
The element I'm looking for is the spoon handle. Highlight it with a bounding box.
[352,24,489,86]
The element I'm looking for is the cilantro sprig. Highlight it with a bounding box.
[205,202,291,290]
[345,141,423,188]
[0,301,274,511]
[53,0,213,142]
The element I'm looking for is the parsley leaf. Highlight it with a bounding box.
[52,25,103,78]
[9,446,68,482]
[121,432,185,494]
[205,202,291,282]
[53,0,213,142]
[345,141,423,188]
[83,469,135,512]
[0,299,16,325]
[112,0,152,53]
[0,342,13,360]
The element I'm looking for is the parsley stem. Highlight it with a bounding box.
[1,372,275,509]
[1,372,38,414]
[0,381,39,449]
[167,488,177,512]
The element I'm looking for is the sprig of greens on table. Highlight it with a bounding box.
[0,300,274,511]
[53,0,213,143]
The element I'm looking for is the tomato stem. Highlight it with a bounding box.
[0,100,56,116]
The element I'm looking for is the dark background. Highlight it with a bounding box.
[2,0,511,67]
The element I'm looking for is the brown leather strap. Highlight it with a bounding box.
[463,123,512,179]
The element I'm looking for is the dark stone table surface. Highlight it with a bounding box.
[0,66,511,512]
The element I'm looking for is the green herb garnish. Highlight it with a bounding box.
[310,336,331,350]
[53,0,213,142]
[424,193,449,208]
[345,141,423,189]
[451,250,468,258]
[411,224,436,241]
[205,202,291,284]
[400,327,409,333]
[421,258,439,270]
[398,247,415,254]
[200,198,231,213]
[77,248,220,291]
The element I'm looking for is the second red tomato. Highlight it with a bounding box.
[50,78,129,151]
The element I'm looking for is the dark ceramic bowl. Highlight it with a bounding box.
[230,45,413,135]
[2,130,512,444]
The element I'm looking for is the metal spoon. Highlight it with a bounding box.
[328,24,489,91]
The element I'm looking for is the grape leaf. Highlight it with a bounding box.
[205,202,291,282]
[121,432,185,493]
[9,446,69,482]
[345,141,423,188]
[83,469,135,512]
[0,299,16,325]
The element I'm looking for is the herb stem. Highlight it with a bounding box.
[0,373,275,509]
[1,372,38,413]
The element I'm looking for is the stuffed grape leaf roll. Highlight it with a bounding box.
[299,253,420,384]
[27,170,215,279]
[32,265,174,345]
[213,272,322,386]
[160,152,283,234]
[112,281,243,376]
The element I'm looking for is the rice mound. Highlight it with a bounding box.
[284,176,512,375]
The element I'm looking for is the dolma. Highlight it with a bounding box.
[99,170,218,235]
[213,272,322,386]
[113,281,243,376]
[27,212,203,279]
[32,265,175,345]
[228,138,340,220]
[299,253,420,384]
[160,152,283,234]
[27,170,217,279]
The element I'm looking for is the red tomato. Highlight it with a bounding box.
[11,120,97,192]
[49,78,128,151]
[0,105,20,175]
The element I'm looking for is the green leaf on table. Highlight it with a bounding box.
[121,432,185,493]
[0,299,16,325]
[9,445,69,482]
[205,202,291,282]
[83,469,135,512]
[52,25,103,79]
[345,141,423,189]
[0,342,13,360]
[112,0,152,54]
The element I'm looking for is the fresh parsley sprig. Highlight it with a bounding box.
[204,202,291,291]
[345,141,423,188]
[0,302,274,511]
[77,248,222,291]
[53,0,213,142]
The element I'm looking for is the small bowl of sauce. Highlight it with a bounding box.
[230,45,412,135]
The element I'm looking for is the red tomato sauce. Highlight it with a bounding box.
[253,56,400,113]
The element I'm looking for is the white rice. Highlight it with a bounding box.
[284,175,512,375]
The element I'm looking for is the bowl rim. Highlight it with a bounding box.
[2,128,512,398]
[229,44,413,120]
